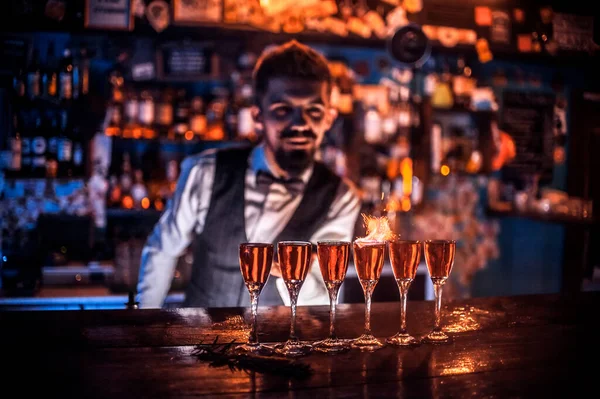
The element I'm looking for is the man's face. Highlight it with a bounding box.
[255,77,337,176]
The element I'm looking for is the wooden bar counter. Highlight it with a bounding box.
[0,292,594,398]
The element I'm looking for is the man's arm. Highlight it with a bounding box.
[136,154,214,308]
[296,178,361,306]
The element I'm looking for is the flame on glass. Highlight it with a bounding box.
[356,213,396,244]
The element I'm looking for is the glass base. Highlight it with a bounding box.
[422,330,452,344]
[387,333,419,347]
[313,338,351,353]
[351,334,384,351]
[233,343,274,355]
[273,339,312,357]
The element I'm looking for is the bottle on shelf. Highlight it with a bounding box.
[122,88,139,139]
[30,109,48,178]
[7,115,22,176]
[59,46,74,103]
[13,66,26,100]
[236,83,255,141]
[57,108,73,177]
[189,96,207,139]
[119,153,134,209]
[19,109,32,176]
[173,89,191,141]
[156,87,174,139]
[43,41,58,100]
[105,51,127,137]
[45,109,60,178]
[205,88,227,141]
[363,96,382,145]
[71,127,85,177]
[78,45,90,98]
[138,89,156,140]
[26,46,41,101]
[108,175,122,208]
[131,169,149,209]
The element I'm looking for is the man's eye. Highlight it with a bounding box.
[271,106,291,118]
[305,107,325,119]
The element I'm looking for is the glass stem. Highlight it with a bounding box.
[433,281,444,332]
[326,281,341,339]
[362,281,376,335]
[286,280,302,341]
[249,290,259,344]
[398,280,411,334]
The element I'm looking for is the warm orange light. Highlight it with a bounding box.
[122,195,134,209]
[401,198,411,212]
[440,165,450,176]
[132,127,142,139]
[400,158,413,196]
[185,130,194,141]
[141,197,150,209]
[154,199,164,211]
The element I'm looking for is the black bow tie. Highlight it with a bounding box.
[256,170,305,195]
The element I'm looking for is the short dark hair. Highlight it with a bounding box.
[253,40,332,99]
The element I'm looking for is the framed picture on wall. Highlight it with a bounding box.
[173,0,223,25]
[84,0,134,31]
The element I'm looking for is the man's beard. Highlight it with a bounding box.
[274,147,315,176]
[271,128,317,176]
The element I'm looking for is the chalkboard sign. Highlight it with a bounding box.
[500,90,555,185]
[156,42,218,81]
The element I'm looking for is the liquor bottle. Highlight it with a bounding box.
[59,46,74,102]
[45,110,60,178]
[131,169,148,209]
[364,98,382,145]
[13,67,26,99]
[71,127,85,177]
[173,89,190,140]
[237,83,255,140]
[224,89,239,141]
[189,96,207,139]
[206,88,228,141]
[19,110,32,175]
[43,42,58,99]
[57,109,73,177]
[122,88,139,139]
[71,47,80,101]
[138,89,156,139]
[156,88,174,138]
[106,52,127,137]
[8,115,22,176]
[26,46,41,100]
[431,61,454,109]
[119,153,134,209]
[29,109,47,178]
[108,175,122,208]
[78,46,90,97]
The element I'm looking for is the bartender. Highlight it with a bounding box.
[136,40,361,308]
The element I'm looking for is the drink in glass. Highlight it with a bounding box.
[387,240,421,346]
[237,243,273,354]
[274,241,312,357]
[422,240,456,344]
[313,241,351,353]
[351,240,386,350]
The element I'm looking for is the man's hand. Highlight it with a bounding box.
[270,261,282,278]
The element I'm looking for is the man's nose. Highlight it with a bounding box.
[290,108,310,129]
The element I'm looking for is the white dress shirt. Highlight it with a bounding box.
[137,144,361,308]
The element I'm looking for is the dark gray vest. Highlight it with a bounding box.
[183,146,342,308]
